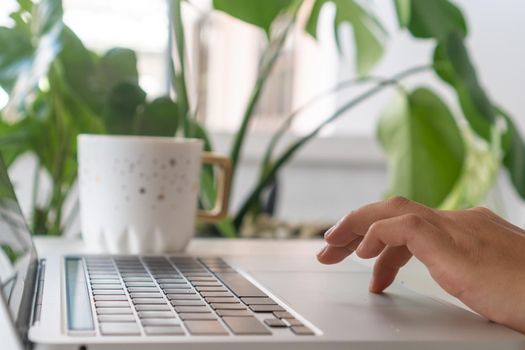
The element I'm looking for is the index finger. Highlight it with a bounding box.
[324,196,439,247]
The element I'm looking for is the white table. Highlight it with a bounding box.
[34,237,470,313]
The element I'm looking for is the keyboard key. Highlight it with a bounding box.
[211,303,246,310]
[122,277,152,282]
[151,274,180,278]
[157,279,185,283]
[133,298,166,305]
[120,273,149,278]
[264,318,287,328]
[91,283,122,290]
[129,293,163,299]
[215,273,267,297]
[88,269,116,273]
[200,292,233,298]
[90,274,118,279]
[166,294,201,300]
[186,277,217,282]
[216,310,253,317]
[135,305,171,311]
[125,282,156,287]
[274,311,294,319]
[179,313,218,321]
[171,300,206,306]
[174,306,210,313]
[90,278,121,287]
[291,326,314,335]
[285,319,303,327]
[163,289,196,294]
[184,320,228,335]
[249,305,285,313]
[191,282,222,287]
[241,297,277,305]
[160,284,191,289]
[222,316,271,335]
[205,297,239,304]
[98,314,136,322]
[138,311,176,319]
[195,286,227,292]
[100,323,140,335]
[141,318,180,326]
[144,326,185,335]
[95,301,130,308]
[96,308,133,315]
[93,290,125,295]
[94,295,128,301]
[127,287,158,292]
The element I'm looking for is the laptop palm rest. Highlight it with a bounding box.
[248,270,524,345]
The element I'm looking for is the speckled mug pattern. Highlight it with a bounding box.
[78,135,203,254]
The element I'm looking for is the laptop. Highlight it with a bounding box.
[1,155,524,350]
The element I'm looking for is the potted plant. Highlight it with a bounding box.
[1,0,524,238]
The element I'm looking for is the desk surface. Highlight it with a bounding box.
[34,237,470,312]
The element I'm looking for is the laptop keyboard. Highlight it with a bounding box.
[83,256,314,336]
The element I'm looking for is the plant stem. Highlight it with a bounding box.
[228,12,296,199]
[261,76,384,173]
[62,191,79,235]
[169,0,191,135]
[30,159,41,232]
[233,65,432,228]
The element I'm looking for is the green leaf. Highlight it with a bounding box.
[306,0,387,75]
[0,117,33,166]
[499,107,525,199]
[135,97,178,136]
[59,31,140,114]
[214,218,237,238]
[32,0,64,36]
[0,27,33,93]
[433,34,495,141]
[377,87,465,207]
[16,0,33,13]
[212,0,294,36]
[394,0,411,28]
[440,125,500,210]
[98,48,139,87]
[4,9,64,117]
[58,27,99,107]
[103,82,146,135]
[407,0,467,40]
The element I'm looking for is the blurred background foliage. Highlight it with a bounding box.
[1,0,524,237]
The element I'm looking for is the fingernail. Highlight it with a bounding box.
[324,226,335,239]
[316,246,327,258]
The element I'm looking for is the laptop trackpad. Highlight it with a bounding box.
[248,270,523,342]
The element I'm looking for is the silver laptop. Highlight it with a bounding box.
[1,156,524,350]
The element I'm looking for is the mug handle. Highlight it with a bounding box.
[197,152,232,222]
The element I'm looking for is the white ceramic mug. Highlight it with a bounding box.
[77,135,231,254]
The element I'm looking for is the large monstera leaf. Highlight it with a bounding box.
[306,0,387,76]
[213,0,295,36]
[212,0,386,76]
[378,87,465,207]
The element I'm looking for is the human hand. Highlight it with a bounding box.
[317,196,525,333]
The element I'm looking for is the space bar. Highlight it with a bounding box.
[214,272,267,297]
